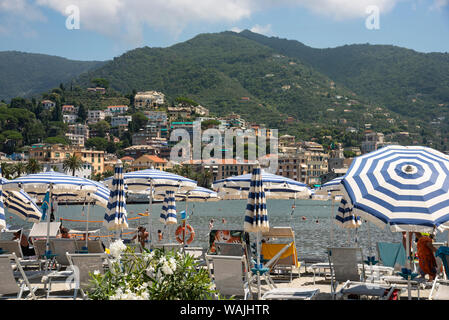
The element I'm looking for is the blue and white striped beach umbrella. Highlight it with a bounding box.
[104,168,197,194]
[342,145,449,233]
[3,171,98,196]
[335,197,362,229]
[244,164,269,233]
[104,161,128,231]
[174,187,219,202]
[0,169,6,231]
[213,170,311,199]
[1,177,42,223]
[159,190,177,225]
[322,176,344,193]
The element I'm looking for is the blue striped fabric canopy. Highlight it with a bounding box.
[0,169,6,231]
[244,165,269,233]
[1,177,42,223]
[104,168,197,194]
[21,178,110,209]
[335,197,361,229]
[213,170,311,199]
[104,161,128,231]
[342,145,449,232]
[322,176,344,192]
[160,190,177,225]
[175,187,219,202]
[3,171,98,196]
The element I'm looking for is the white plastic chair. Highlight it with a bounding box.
[0,253,38,300]
[66,253,110,300]
[205,254,253,300]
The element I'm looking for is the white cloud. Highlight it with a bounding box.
[1,0,405,44]
[429,0,449,10]
[250,24,273,36]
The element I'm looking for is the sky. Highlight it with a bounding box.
[0,0,448,61]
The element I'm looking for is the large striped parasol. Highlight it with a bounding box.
[159,190,177,225]
[342,145,449,232]
[103,161,128,231]
[244,165,269,233]
[213,170,311,199]
[104,168,197,194]
[335,197,362,229]
[1,177,42,223]
[244,164,268,299]
[341,145,449,299]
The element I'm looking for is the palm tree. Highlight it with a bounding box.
[63,154,83,176]
[0,162,13,179]
[26,159,42,174]
[12,162,26,178]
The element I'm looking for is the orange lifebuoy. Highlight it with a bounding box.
[175,224,195,245]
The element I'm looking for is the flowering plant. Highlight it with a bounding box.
[87,240,218,300]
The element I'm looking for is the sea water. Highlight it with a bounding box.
[2,199,448,260]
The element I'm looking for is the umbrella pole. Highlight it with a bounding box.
[406,231,412,300]
[148,180,153,248]
[330,195,334,247]
[256,231,261,300]
[45,185,53,254]
[85,196,91,250]
[183,196,189,251]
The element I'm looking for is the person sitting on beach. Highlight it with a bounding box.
[415,232,438,281]
[58,227,71,239]
[12,230,35,256]
[157,229,163,242]
[132,226,149,249]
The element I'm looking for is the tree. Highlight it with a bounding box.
[26,159,42,174]
[63,154,83,176]
[12,162,26,178]
[77,103,87,123]
[1,162,13,179]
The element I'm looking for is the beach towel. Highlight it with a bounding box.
[435,246,449,278]
[377,242,406,268]
[417,236,437,277]
[261,242,298,267]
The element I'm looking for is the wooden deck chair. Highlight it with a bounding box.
[205,254,253,300]
[66,253,110,300]
[0,253,38,300]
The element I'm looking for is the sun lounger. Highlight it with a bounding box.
[205,254,253,300]
[327,247,396,300]
[0,240,43,270]
[261,227,299,282]
[0,253,38,299]
[50,239,78,269]
[66,253,110,300]
[376,242,406,270]
[262,287,320,300]
[429,279,449,300]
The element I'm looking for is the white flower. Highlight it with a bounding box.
[109,239,127,259]
[93,270,100,275]
[161,262,173,275]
